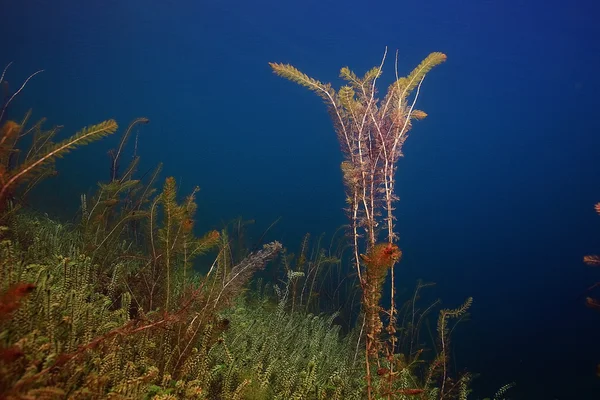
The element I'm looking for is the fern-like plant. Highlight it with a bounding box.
[271,49,448,398]
[0,115,118,216]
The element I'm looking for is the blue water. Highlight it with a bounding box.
[2,0,600,398]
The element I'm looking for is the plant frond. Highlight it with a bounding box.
[269,62,336,102]
[5,120,118,189]
[437,297,473,338]
[390,52,447,102]
[338,85,358,112]
[339,67,360,85]
[339,66,380,91]
[362,66,381,84]
[411,110,428,120]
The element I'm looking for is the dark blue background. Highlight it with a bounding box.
[2,0,600,398]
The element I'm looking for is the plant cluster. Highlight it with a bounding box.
[271,50,473,399]
[0,209,284,399]
[0,108,282,398]
[0,50,496,399]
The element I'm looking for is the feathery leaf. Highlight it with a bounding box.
[269,62,336,103]
[1,120,118,201]
[390,52,447,101]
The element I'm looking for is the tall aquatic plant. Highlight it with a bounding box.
[270,49,468,398]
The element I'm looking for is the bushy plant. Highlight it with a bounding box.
[271,49,472,399]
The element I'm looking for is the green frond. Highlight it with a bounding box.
[447,296,473,316]
[493,383,516,400]
[361,66,381,84]
[161,176,178,211]
[217,229,233,279]
[339,67,360,85]
[391,52,447,101]
[98,178,140,196]
[158,176,189,251]
[4,120,118,191]
[192,230,220,257]
[25,120,60,163]
[437,296,473,339]
[269,62,336,102]
[339,66,381,91]
[337,86,358,112]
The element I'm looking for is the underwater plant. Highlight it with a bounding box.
[0,64,119,218]
[584,202,600,309]
[0,56,482,398]
[221,280,365,400]
[271,49,472,398]
[277,232,348,316]
[0,211,283,398]
[0,65,288,395]
[0,61,283,395]
[0,112,118,218]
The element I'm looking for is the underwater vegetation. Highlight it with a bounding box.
[584,201,600,308]
[271,49,473,399]
[0,53,516,399]
[584,198,600,362]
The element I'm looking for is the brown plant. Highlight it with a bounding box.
[271,48,447,398]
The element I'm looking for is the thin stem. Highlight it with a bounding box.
[0,69,44,123]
